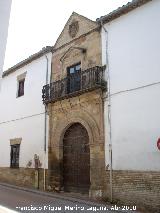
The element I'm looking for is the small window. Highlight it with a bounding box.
[10,144,20,168]
[17,79,25,97]
[68,63,81,74]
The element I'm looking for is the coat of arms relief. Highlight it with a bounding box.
[69,21,79,38]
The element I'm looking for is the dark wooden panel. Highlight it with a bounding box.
[63,123,90,193]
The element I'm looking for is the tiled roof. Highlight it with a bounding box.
[96,0,152,23]
[3,46,53,77]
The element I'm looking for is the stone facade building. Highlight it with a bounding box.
[0,0,160,212]
[42,13,107,197]
[42,0,160,212]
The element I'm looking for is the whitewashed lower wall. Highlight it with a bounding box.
[0,113,49,168]
[104,84,160,171]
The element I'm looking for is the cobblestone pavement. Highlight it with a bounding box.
[0,184,139,213]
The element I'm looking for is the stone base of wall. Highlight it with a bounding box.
[105,170,160,213]
[46,167,107,198]
[0,167,45,190]
[1,168,159,212]
[0,167,107,199]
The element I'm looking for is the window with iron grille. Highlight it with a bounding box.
[10,144,20,168]
[17,79,25,97]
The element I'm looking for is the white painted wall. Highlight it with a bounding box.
[102,0,160,171]
[0,52,52,168]
[0,0,12,81]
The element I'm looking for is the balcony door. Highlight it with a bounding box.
[67,63,81,93]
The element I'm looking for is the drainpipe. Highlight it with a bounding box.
[100,21,113,203]
[43,54,49,191]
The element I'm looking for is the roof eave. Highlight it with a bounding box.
[2,46,54,78]
[97,0,152,24]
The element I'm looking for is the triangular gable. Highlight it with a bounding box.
[54,12,98,49]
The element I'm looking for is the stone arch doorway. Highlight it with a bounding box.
[63,122,90,193]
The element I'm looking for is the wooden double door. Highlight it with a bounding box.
[63,123,90,193]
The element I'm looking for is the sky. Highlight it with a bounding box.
[4,0,130,70]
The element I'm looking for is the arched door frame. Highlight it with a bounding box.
[49,110,101,193]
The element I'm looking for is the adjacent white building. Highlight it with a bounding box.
[0,47,52,184]
[101,0,160,172]
[99,0,160,210]
[0,0,12,80]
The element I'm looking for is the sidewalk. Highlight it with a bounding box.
[0,182,107,206]
[0,182,141,213]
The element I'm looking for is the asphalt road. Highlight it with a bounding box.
[0,184,139,213]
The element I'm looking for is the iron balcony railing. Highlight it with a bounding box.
[42,66,106,104]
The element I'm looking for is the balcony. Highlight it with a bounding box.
[42,66,107,104]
